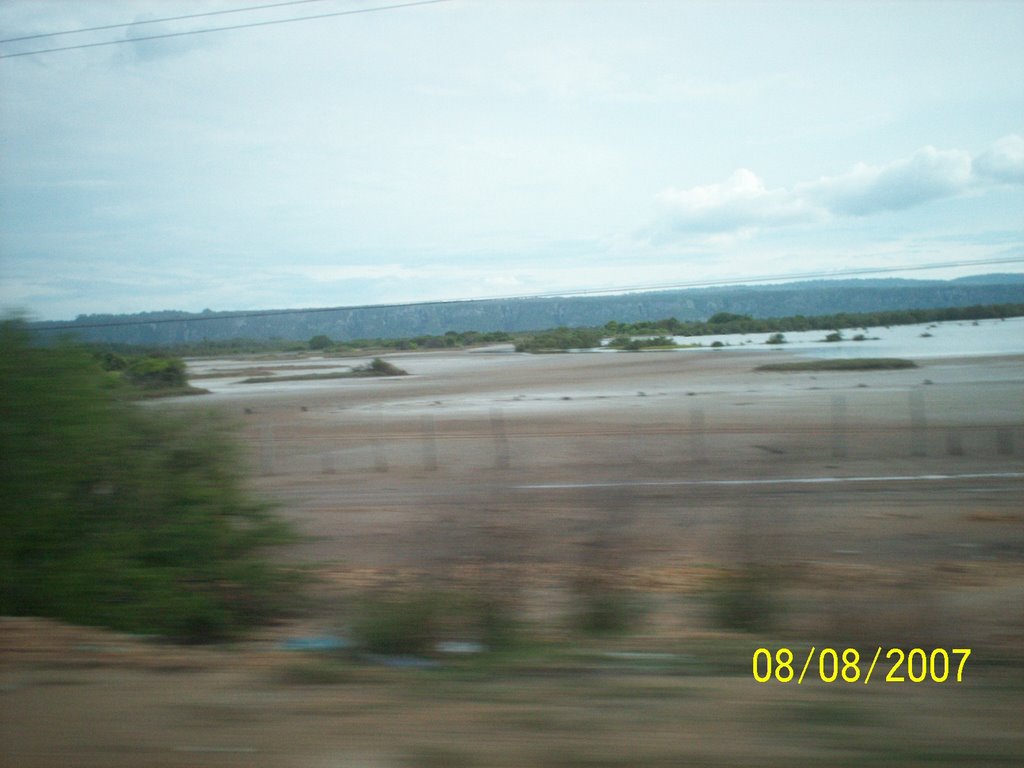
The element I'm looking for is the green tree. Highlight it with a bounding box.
[308,334,333,350]
[123,354,187,389]
[0,321,297,642]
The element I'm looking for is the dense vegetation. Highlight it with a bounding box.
[0,321,297,641]
[607,335,679,351]
[94,349,206,397]
[78,329,515,359]
[513,326,605,353]
[755,358,918,372]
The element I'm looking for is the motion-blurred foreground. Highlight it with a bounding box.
[3,325,1023,766]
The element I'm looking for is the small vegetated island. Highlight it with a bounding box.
[754,358,918,372]
[238,357,408,384]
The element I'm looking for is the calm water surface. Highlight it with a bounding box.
[667,317,1024,359]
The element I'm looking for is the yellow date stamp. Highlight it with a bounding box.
[752,647,971,684]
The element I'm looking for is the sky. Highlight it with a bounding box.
[1,0,1022,321]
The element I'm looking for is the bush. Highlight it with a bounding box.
[309,334,333,350]
[0,321,297,642]
[352,591,442,655]
[365,357,407,376]
[123,355,188,389]
[573,588,636,635]
[515,327,605,353]
[707,567,778,633]
[350,587,520,655]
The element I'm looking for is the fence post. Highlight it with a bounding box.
[374,407,389,472]
[996,428,1014,456]
[422,413,438,471]
[491,407,511,470]
[690,404,708,464]
[260,424,276,475]
[945,429,964,457]
[831,395,848,459]
[909,390,927,457]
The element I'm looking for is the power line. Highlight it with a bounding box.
[0,0,334,44]
[0,0,452,59]
[28,255,1024,331]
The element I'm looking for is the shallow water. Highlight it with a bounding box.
[667,316,1024,359]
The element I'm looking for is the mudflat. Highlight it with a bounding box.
[3,347,1023,767]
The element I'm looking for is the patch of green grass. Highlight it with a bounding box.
[543,752,700,768]
[403,746,474,768]
[273,660,355,685]
[129,384,210,398]
[786,699,875,728]
[849,748,1023,766]
[755,358,917,372]
[704,567,780,633]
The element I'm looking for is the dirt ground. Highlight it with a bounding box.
[3,347,1023,766]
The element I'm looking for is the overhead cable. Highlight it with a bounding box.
[0,0,334,44]
[0,0,452,59]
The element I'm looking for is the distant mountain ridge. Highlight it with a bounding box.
[30,274,1024,346]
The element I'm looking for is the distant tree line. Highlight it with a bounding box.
[602,303,1024,338]
[81,329,516,359]
[73,302,1023,357]
[332,329,514,352]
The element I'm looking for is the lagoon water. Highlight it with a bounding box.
[667,316,1024,359]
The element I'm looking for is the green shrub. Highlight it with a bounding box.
[351,591,444,655]
[569,566,639,636]
[574,590,636,635]
[365,357,407,376]
[123,354,188,389]
[350,587,521,655]
[707,567,778,633]
[515,327,605,353]
[0,321,298,642]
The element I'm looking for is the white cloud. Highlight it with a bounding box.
[654,169,820,236]
[803,145,974,216]
[973,134,1024,185]
[653,136,1023,239]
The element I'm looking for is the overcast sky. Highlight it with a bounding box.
[1,0,1022,321]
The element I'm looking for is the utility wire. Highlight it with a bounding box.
[0,0,452,59]
[0,0,334,44]
[29,255,1024,331]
